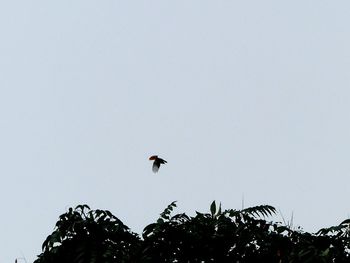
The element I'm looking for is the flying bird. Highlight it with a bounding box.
[149,155,167,173]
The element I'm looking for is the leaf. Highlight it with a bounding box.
[75,204,90,212]
[160,201,177,220]
[172,213,190,222]
[42,234,52,251]
[218,203,222,215]
[210,201,216,216]
[195,211,203,216]
[340,219,350,225]
[142,223,157,238]
[242,205,276,217]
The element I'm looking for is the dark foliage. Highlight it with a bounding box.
[35,205,140,263]
[35,202,350,263]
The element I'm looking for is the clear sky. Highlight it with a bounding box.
[1,1,350,262]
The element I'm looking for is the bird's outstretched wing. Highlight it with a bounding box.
[149,155,167,173]
[158,158,167,164]
[152,161,160,173]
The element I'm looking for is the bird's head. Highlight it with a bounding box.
[149,155,158,161]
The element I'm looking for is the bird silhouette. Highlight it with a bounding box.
[149,155,167,173]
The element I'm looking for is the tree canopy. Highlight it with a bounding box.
[35,202,350,263]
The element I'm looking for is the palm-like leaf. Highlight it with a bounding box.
[241,205,276,217]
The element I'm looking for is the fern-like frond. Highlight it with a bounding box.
[160,201,177,220]
[241,205,276,217]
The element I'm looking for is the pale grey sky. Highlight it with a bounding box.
[1,1,350,262]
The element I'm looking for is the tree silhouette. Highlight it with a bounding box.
[35,202,350,263]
